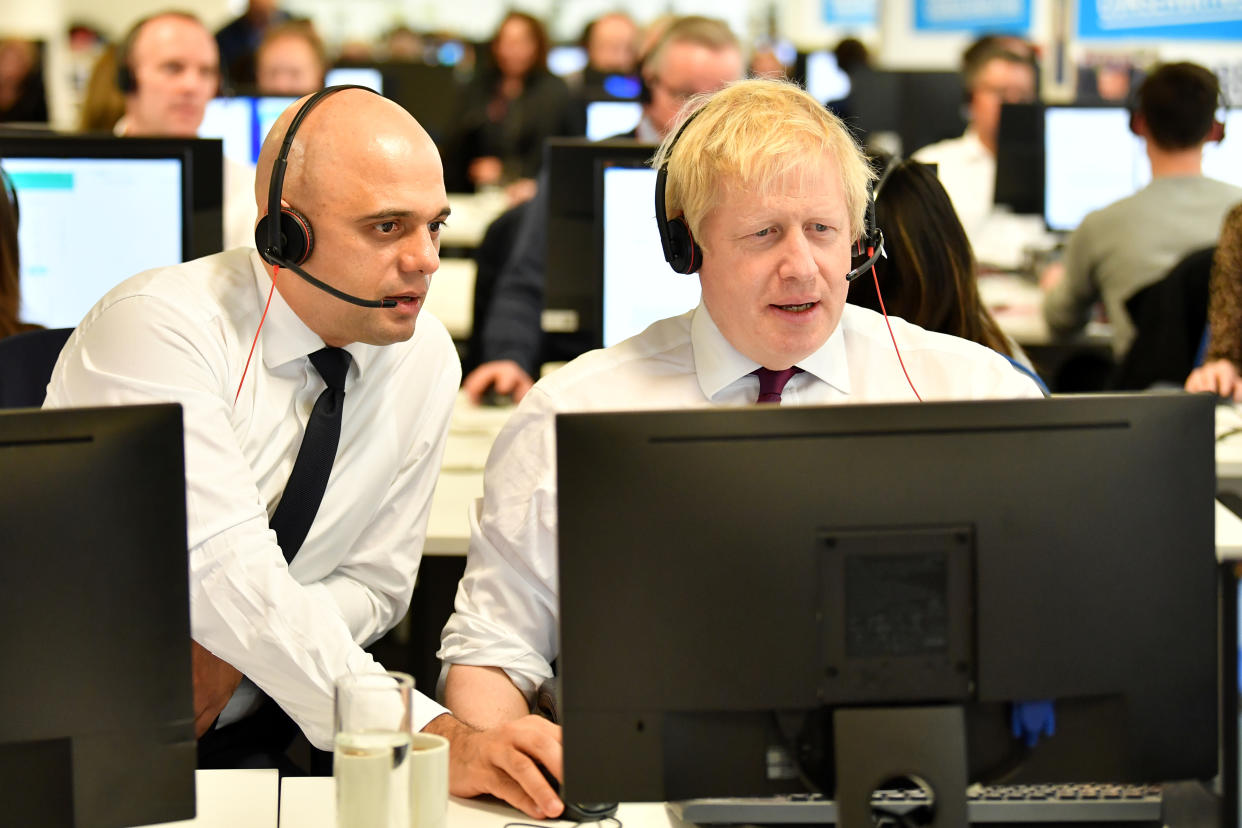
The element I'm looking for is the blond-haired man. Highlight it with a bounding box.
[440,78,1042,818]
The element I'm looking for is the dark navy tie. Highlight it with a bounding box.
[270,347,351,562]
[753,367,802,404]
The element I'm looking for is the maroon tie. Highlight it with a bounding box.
[753,367,802,404]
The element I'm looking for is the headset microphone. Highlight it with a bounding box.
[845,230,885,282]
[254,85,398,310]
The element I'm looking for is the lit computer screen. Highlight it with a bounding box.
[600,165,700,347]
[324,66,383,93]
[1044,106,1242,232]
[548,45,588,77]
[586,100,643,141]
[803,50,851,104]
[0,135,223,330]
[199,95,295,167]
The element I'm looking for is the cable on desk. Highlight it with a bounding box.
[505,818,620,828]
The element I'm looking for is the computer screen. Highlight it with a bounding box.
[548,45,588,78]
[0,403,195,828]
[324,66,384,93]
[543,137,655,361]
[1044,106,1242,232]
[557,394,1222,818]
[800,50,851,105]
[840,69,966,156]
[993,102,1044,216]
[599,165,699,347]
[585,100,643,141]
[0,134,224,330]
[200,95,296,166]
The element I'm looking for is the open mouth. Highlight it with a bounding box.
[385,295,421,305]
[774,302,816,312]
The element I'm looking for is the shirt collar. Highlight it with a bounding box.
[249,252,375,381]
[689,302,852,399]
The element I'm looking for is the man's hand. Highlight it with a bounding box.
[462,360,534,405]
[423,713,564,819]
[1186,358,1242,400]
[191,640,243,738]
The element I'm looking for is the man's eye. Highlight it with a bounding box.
[377,221,398,233]
[755,227,772,238]
[429,220,446,233]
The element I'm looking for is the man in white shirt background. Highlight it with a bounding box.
[440,77,1043,820]
[912,36,1045,269]
[44,86,567,816]
[114,10,255,251]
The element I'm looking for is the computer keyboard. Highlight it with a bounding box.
[668,783,1163,824]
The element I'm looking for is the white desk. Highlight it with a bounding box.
[279,777,674,828]
[140,769,278,828]
[425,392,515,556]
[442,190,511,250]
[977,272,1112,348]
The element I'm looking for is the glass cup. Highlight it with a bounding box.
[334,671,414,828]
[408,732,450,828]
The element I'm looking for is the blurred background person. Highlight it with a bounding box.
[580,11,639,85]
[913,35,1043,269]
[1186,205,1242,398]
[254,20,325,97]
[115,11,218,137]
[445,11,573,201]
[76,44,126,132]
[848,157,1033,374]
[0,164,38,339]
[214,0,290,92]
[384,24,424,62]
[0,38,48,124]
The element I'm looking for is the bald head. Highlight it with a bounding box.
[256,88,438,214]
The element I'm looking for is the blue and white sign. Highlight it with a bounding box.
[913,0,1032,32]
[823,0,878,26]
[1077,0,1242,40]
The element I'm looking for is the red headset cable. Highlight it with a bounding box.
[867,249,922,402]
[235,265,280,406]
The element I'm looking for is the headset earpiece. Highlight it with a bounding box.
[255,207,314,266]
[654,111,704,275]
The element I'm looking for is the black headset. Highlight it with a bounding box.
[254,84,398,309]
[654,108,885,279]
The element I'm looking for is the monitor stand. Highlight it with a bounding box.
[833,705,968,828]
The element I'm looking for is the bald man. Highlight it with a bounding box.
[44,87,556,813]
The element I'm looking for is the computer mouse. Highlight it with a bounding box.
[478,387,515,408]
[537,762,618,823]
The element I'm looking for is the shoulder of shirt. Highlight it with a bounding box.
[525,310,693,406]
[840,304,1018,368]
[910,133,972,162]
[80,248,257,329]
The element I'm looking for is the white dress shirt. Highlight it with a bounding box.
[44,247,460,748]
[438,302,1043,700]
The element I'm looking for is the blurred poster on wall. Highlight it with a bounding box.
[1077,0,1242,39]
[913,0,1032,32]
[822,0,878,26]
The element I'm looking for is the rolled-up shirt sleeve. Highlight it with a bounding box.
[438,388,561,704]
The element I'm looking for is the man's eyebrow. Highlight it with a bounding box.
[357,206,452,222]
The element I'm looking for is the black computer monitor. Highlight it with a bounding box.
[993,102,1044,216]
[0,403,195,828]
[596,162,698,348]
[557,394,1223,821]
[543,137,654,361]
[839,69,966,156]
[0,134,224,330]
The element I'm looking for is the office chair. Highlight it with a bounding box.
[0,326,73,408]
[1112,246,1215,391]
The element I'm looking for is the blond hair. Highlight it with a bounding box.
[651,77,874,243]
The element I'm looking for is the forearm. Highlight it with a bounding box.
[444,664,531,729]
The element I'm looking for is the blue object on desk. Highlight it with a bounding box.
[1011,700,1056,747]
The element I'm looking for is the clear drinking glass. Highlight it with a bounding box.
[334,671,414,828]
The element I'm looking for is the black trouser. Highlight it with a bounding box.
[196,697,313,776]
